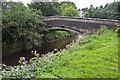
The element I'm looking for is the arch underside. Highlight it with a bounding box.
[47,27,83,34]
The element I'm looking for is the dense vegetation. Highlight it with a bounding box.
[44,31,73,42]
[81,2,120,20]
[2,29,118,78]
[2,2,45,45]
[28,2,79,17]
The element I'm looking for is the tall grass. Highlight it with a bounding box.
[47,30,118,78]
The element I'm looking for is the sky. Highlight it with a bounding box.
[6,0,118,9]
[61,0,114,9]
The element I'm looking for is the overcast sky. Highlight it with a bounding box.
[61,0,115,9]
[6,0,117,9]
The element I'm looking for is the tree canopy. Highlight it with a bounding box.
[2,2,45,44]
[28,2,79,17]
[28,2,60,16]
[81,2,120,20]
[59,2,79,17]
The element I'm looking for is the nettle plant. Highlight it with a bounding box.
[96,26,108,35]
[2,42,77,78]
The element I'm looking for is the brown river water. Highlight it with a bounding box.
[2,35,81,66]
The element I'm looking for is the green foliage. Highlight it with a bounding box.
[28,2,79,17]
[101,2,119,20]
[28,2,60,16]
[2,30,118,78]
[59,2,76,12]
[61,6,79,17]
[96,26,108,35]
[59,3,79,17]
[2,2,45,45]
[117,2,120,17]
[82,2,120,20]
[115,25,120,33]
[84,11,90,18]
[45,31,71,41]
[115,25,120,36]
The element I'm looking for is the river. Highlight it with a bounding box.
[2,35,81,66]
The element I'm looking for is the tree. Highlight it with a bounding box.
[100,5,103,9]
[82,2,120,20]
[2,2,45,44]
[100,5,103,11]
[117,2,120,19]
[104,3,108,8]
[28,2,60,16]
[101,2,119,20]
[90,5,93,9]
[62,6,79,17]
[83,11,90,18]
[59,2,79,17]
[86,8,95,18]
[60,2,77,9]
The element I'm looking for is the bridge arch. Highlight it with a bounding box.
[43,16,120,34]
[46,26,83,35]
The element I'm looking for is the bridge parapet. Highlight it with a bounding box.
[44,16,119,21]
[43,16,120,34]
[44,16,120,25]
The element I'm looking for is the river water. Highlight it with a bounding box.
[2,35,80,66]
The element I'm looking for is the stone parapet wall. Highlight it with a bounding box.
[44,16,120,29]
[43,16,120,34]
[44,16,120,23]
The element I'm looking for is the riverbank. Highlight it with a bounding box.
[35,30,118,78]
[2,31,73,58]
[2,34,77,66]
[2,30,118,78]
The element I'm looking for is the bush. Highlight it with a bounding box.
[115,25,120,36]
[2,2,45,45]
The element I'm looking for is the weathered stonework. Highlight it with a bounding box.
[43,16,120,34]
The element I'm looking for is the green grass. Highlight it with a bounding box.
[36,30,118,78]
[2,30,118,78]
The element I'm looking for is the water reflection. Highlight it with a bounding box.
[2,35,79,66]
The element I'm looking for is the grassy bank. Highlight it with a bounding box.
[47,30,118,78]
[2,30,118,78]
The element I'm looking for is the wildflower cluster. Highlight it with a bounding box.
[2,57,35,78]
[2,47,72,78]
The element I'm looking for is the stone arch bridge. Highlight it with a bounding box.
[42,16,120,35]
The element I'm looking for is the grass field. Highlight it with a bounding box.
[36,30,118,78]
